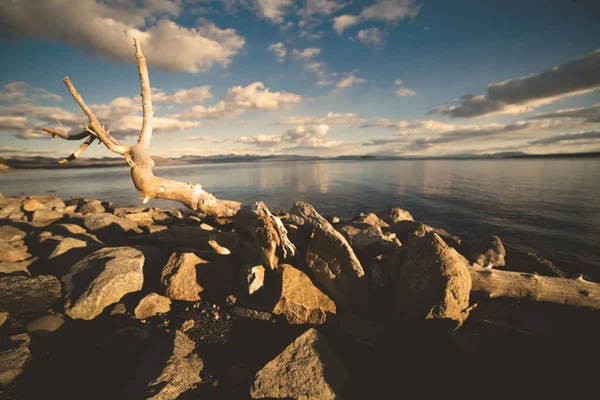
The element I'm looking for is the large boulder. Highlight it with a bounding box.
[291,201,368,310]
[161,250,204,301]
[62,246,148,320]
[272,264,336,325]
[396,233,472,327]
[0,333,32,387]
[250,328,348,400]
[391,220,461,249]
[461,235,506,268]
[0,275,61,313]
[83,213,142,241]
[134,293,172,320]
[146,331,204,400]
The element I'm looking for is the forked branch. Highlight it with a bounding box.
[42,38,295,269]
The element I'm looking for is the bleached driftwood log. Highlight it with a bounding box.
[42,39,294,269]
[469,266,600,309]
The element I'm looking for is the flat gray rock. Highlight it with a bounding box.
[62,246,148,320]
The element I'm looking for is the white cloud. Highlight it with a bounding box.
[430,48,600,118]
[248,0,294,23]
[356,28,384,47]
[396,88,416,97]
[298,0,347,36]
[0,81,62,103]
[528,103,600,124]
[230,123,345,151]
[393,78,416,96]
[268,42,287,62]
[0,116,28,130]
[0,146,58,156]
[292,47,322,60]
[279,112,367,125]
[153,86,213,104]
[333,15,359,34]
[333,0,421,34]
[184,135,213,141]
[181,82,302,119]
[335,73,367,89]
[0,0,245,73]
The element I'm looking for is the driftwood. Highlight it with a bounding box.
[42,39,295,269]
[469,266,600,309]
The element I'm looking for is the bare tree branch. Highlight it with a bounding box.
[62,77,129,155]
[59,135,97,164]
[133,38,153,149]
[43,127,91,141]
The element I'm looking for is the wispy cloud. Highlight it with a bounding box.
[268,42,287,63]
[333,0,421,34]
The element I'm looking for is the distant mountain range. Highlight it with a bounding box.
[2,151,599,170]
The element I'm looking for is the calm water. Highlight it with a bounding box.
[1,159,599,275]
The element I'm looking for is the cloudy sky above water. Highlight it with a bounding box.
[0,0,599,158]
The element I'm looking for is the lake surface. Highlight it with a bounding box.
[2,158,599,277]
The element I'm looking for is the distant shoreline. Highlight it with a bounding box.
[2,151,599,171]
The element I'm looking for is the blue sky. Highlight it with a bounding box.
[1,0,599,159]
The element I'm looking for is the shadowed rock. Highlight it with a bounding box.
[504,248,566,277]
[250,328,348,400]
[83,213,142,241]
[79,200,105,215]
[0,334,32,387]
[0,275,61,313]
[272,264,336,325]
[291,201,368,310]
[462,235,506,267]
[146,331,204,400]
[62,246,148,320]
[396,232,472,327]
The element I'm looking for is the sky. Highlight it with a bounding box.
[0,0,599,159]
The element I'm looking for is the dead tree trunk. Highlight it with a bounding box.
[469,266,600,309]
[42,38,294,270]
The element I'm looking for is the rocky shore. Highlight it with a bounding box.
[1,193,599,399]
